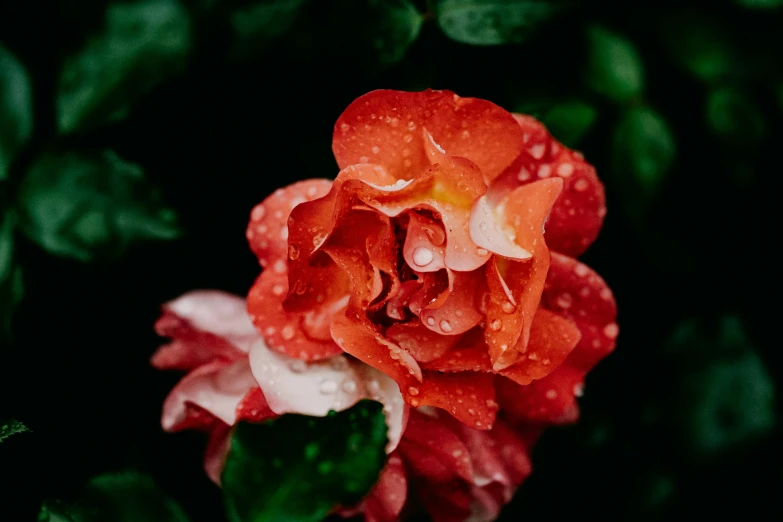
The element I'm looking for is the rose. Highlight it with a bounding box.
[246,90,617,429]
[154,88,618,521]
[152,290,536,521]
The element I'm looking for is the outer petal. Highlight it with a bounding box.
[362,455,408,522]
[419,269,485,337]
[248,339,407,452]
[246,179,333,268]
[541,253,618,371]
[204,424,232,485]
[333,90,522,182]
[247,269,344,361]
[152,291,259,370]
[161,360,257,431]
[491,114,606,256]
[496,365,585,425]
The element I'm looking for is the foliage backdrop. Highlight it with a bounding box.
[2,0,782,520]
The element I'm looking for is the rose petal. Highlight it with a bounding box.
[415,371,497,430]
[403,409,474,482]
[162,360,257,431]
[419,269,485,337]
[542,253,618,371]
[247,269,343,361]
[496,365,586,425]
[491,114,606,257]
[403,211,447,273]
[386,321,460,363]
[247,179,333,268]
[362,455,408,522]
[235,387,276,423]
[333,89,522,182]
[152,291,259,370]
[248,339,407,452]
[204,424,232,485]
[500,309,582,386]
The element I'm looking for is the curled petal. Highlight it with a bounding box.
[491,114,606,256]
[542,253,618,371]
[152,291,259,370]
[500,309,582,386]
[235,387,276,423]
[402,409,474,482]
[403,212,447,273]
[247,179,333,268]
[247,269,344,361]
[416,371,497,430]
[420,269,485,337]
[361,455,408,522]
[386,321,459,363]
[333,89,522,181]
[162,360,257,431]
[204,424,232,485]
[248,339,407,452]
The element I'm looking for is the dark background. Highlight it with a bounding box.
[1,0,782,520]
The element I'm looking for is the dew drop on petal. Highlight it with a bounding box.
[490,319,502,331]
[320,380,337,394]
[342,380,357,393]
[603,323,619,339]
[475,247,489,256]
[281,325,295,340]
[501,301,516,314]
[546,389,558,400]
[556,293,573,309]
[272,284,285,296]
[440,320,453,333]
[289,360,307,373]
[426,316,436,326]
[412,247,433,266]
[557,163,574,177]
[408,386,420,396]
[574,179,589,192]
[574,383,585,397]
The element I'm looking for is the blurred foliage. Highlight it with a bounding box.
[0,418,29,442]
[39,471,191,522]
[223,401,388,522]
[1,0,781,521]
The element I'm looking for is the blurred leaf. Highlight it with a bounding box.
[735,0,783,7]
[230,0,311,59]
[57,0,192,134]
[0,211,24,334]
[354,0,422,64]
[611,106,675,217]
[39,470,191,522]
[435,0,566,46]
[585,25,644,103]
[16,149,180,262]
[540,101,598,146]
[223,400,388,522]
[666,317,776,455]
[661,13,737,83]
[706,86,764,147]
[0,419,29,442]
[0,45,33,180]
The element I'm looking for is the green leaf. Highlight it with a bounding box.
[435,0,566,46]
[0,211,24,334]
[39,470,191,522]
[57,0,192,134]
[611,106,675,217]
[585,25,644,103]
[0,46,33,180]
[661,14,738,83]
[540,101,598,147]
[666,317,776,455]
[0,419,29,442]
[223,400,388,522]
[230,0,312,60]
[16,149,180,262]
[353,0,423,64]
[705,86,764,147]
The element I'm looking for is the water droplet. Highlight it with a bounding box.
[475,421,483,428]
[546,389,558,399]
[426,316,436,326]
[479,221,488,232]
[574,383,585,397]
[289,360,306,373]
[501,301,516,313]
[467,408,476,416]
[538,164,552,178]
[367,380,380,393]
[603,323,619,339]
[272,284,286,296]
[340,123,350,132]
[486,399,499,409]
[251,205,266,221]
[264,326,276,336]
[320,380,337,394]
[412,247,433,266]
[574,263,589,277]
[408,386,419,396]
[529,144,545,159]
[557,163,574,177]
[528,352,538,361]
[452,449,463,458]
[288,244,300,260]
[342,380,357,393]
[360,156,369,163]
[556,293,573,309]
[273,259,286,273]
[574,179,589,192]
[517,167,531,181]
[371,145,381,154]
[440,320,452,333]
[490,319,502,331]
[281,325,295,340]
[280,227,289,240]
